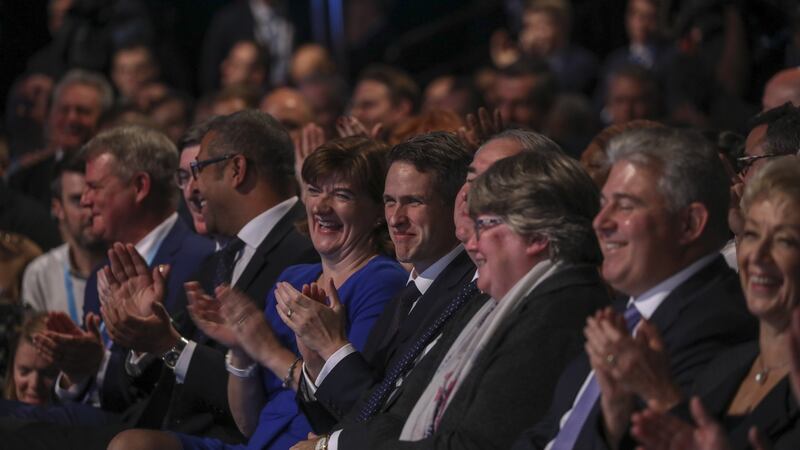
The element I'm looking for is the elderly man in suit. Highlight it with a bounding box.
[512,127,759,450]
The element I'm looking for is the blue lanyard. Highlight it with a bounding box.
[63,263,80,324]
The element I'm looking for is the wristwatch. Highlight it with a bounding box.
[161,337,189,370]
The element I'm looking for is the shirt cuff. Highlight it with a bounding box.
[302,363,319,398]
[315,343,356,387]
[54,372,90,401]
[174,340,197,384]
[328,430,342,450]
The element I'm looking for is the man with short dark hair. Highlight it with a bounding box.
[21,157,106,324]
[350,65,420,137]
[289,132,475,441]
[493,60,558,131]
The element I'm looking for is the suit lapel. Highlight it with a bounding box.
[235,201,305,293]
[648,257,732,336]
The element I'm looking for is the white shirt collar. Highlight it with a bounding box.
[409,244,463,295]
[237,196,298,250]
[629,252,719,319]
[134,212,178,265]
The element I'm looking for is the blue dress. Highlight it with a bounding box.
[178,255,407,450]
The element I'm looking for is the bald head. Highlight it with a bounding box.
[260,88,314,137]
[763,68,800,111]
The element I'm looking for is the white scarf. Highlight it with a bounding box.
[400,259,559,440]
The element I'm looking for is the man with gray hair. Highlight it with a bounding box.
[513,127,757,450]
[10,69,114,206]
[35,125,214,417]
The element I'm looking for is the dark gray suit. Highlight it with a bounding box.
[512,256,759,450]
[339,263,612,450]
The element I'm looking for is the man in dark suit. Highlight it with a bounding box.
[283,132,473,435]
[512,128,758,450]
[313,144,612,450]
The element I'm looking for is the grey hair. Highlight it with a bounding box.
[53,69,114,114]
[741,157,800,214]
[481,128,563,155]
[468,150,601,264]
[606,127,730,245]
[80,125,179,212]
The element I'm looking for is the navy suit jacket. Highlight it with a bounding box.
[298,250,475,433]
[158,201,318,438]
[678,341,800,450]
[82,216,214,413]
[512,256,759,450]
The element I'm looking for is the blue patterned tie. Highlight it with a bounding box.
[355,280,479,422]
[550,304,642,450]
[214,237,245,286]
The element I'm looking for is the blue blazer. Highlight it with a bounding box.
[83,217,214,412]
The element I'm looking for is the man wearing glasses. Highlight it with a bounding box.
[725,103,800,269]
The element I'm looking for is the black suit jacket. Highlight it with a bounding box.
[156,201,318,439]
[339,263,612,450]
[680,341,800,450]
[512,256,759,450]
[300,250,475,432]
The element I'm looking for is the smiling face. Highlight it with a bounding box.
[593,161,686,296]
[194,132,237,236]
[48,83,102,152]
[454,138,522,259]
[55,171,102,247]
[179,145,207,235]
[466,214,539,299]
[384,161,456,273]
[81,153,136,242]
[13,340,57,406]
[738,196,800,328]
[305,176,381,260]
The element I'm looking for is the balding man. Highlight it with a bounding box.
[762,68,800,111]
[260,87,314,142]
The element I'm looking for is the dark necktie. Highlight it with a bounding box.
[214,237,245,287]
[550,304,642,450]
[356,280,479,422]
[385,281,422,338]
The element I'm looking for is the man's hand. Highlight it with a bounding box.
[186,281,238,349]
[33,312,104,385]
[457,107,504,150]
[336,116,382,139]
[217,285,281,365]
[584,308,681,412]
[100,243,179,354]
[293,122,326,188]
[585,308,635,449]
[276,280,348,362]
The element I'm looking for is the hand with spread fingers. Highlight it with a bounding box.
[216,284,283,365]
[99,242,180,355]
[185,281,238,349]
[631,397,771,450]
[457,107,504,150]
[33,311,104,386]
[293,123,327,188]
[336,116,383,140]
[584,307,636,447]
[275,279,348,379]
[585,308,682,413]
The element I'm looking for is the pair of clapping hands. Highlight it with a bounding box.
[31,243,174,388]
[585,307,772,450]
